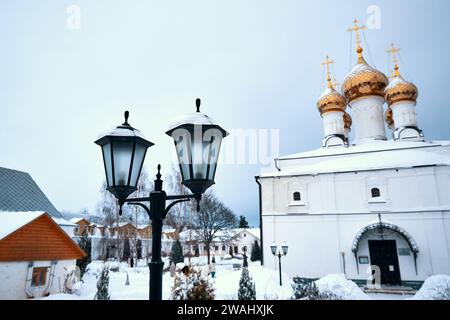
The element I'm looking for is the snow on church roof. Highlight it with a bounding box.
[0,211,45,240]
[277,139,450,161]
[262,143,450,177]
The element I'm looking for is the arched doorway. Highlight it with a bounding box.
[351,221,419,286]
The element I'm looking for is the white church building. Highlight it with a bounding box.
[256,22,450,288]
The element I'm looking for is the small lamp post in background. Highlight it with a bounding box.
[270,242,288,286]
[242,246,248,268]
[95,98,228,300]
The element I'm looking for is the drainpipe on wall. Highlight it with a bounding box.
[43,261,58,296]
[255,176,264,266]
[25,262,34,298]
[354,252,359,274]
[341,251,346,276]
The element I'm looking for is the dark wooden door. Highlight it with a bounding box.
[368,240,401,285]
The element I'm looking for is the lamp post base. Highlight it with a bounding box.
[149,261,164,300]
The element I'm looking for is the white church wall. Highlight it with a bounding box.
[263,212,450,282]
[435,167,450,206]
[419,212,450,275]
[261,178,275,214]
[261,165,450,216]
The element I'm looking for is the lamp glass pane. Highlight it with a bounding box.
[282,245,288,255]
[102,143,113,187]
[172,128,192,181]
[192,128,208,180]
[129,143,146,187]
[204,129,224,181]
[112,141,134,186]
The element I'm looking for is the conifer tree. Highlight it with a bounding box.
[238,215,250,228]
[136,239,142,260]
[250,240,262,262]
[123,239,131,261]
[170,240,184,265]
[94,266,110,300]
[76,230,92,278]
[238,267,256,300]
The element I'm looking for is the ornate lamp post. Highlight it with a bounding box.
[95,99,228,300]
[270,242,288,286]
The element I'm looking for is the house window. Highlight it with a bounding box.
[293,192,301,201]
[234,246,238,254]
[215,246,219,251]
[371,188,381,198]
[204,246,208,251]
[222,245,226,251]
[31,267,48,287]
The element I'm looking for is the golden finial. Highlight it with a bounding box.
[321,55,335,89]
[347,19,367,61]
[386,43,401,78]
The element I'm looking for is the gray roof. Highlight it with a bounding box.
[0,167,63,219]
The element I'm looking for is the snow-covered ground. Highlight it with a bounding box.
[40,261,449,300]
[41,259,293,300]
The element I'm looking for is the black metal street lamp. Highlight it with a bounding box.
[271,242,288,286]
[95,111,154,213]
[166,98,228,205]
[95,99,228,300]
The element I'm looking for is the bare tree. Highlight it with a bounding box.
[192,192,237,264]
[96,180,120,260]
[97,168,153,262]
[122,168,153,265]
[165,164,194,235]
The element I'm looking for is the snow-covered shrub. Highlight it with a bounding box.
[94,266,110,300]
[84,261,104,278]
[63,265,82,294]
[107,261,120,272]
[292,277,339,300]
[238,267,256,300]
[72,281,84,296]
[314,274,368,300]
[170,269,215,300]
[412,275,450,300]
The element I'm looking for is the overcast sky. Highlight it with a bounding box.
[1,0,450,226]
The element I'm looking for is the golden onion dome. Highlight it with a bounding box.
[385,107,394,129]
[385,65,418,106]
[343,112,352,130]
[317,77,347,116]
[342,47,389,103]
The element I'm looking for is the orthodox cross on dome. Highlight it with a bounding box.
[321,55,335,89]
[387,43,401,78]
[347,19,367,59]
